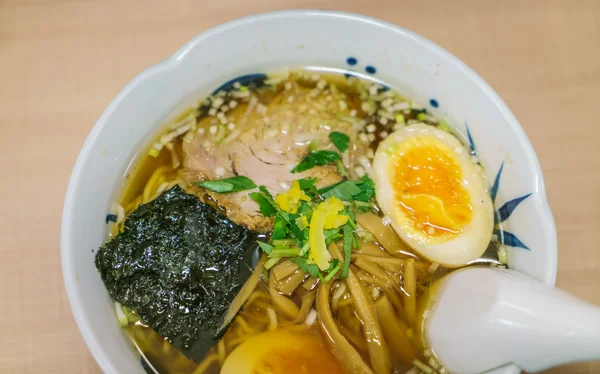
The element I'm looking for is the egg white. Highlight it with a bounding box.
[373,124,494,267]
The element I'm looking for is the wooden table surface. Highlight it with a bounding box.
[1,0,599,373]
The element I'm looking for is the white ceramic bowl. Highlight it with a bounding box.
[61,10,557,374]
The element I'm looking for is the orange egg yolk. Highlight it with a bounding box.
[221,328,344,374]
[390,136,473,238]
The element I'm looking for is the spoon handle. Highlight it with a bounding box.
[427,268,600,374]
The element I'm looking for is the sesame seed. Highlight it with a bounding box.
[220,105,229,112]
[338,101,348,110]
[317,79,327,90]
[309,109,317,115]
[203,140,211,149]
[264,117,271,124]
[233,81,241,89]
[403,109,411,115]
[209,125,217,134]
[229,100,238,109]
[393,102,410,111]
[410,101,423,110]
[361,102,372,113]
[369,85,378,96]
[309,89,319,98]
[208,108,217,116]
[350,109,357,117]
[367,133,376,142]
[326,95,333,102]
[212,97,224,108]
[227,123,235,130]
[379,117,389,126]
[392,123,404,131]
[197,128,205,135]
[358,133,369,143]
[380,131,389,139]
[311,74,320,81]
[366,124,377,133]
[287,96,295,103]
[381,98,393,108]
[256,104,267,114]
[284,81,293,90]
[366,148,374,158]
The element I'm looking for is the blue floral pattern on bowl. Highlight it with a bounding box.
[466,123,531,250]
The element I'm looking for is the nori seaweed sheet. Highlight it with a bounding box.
[95,185,258,362]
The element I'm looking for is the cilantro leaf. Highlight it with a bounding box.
[291,151,341,173]
[329,131,350,153]
[279,211,306,242]
[298,177,318,196]
[291,257,321,278]
[257,241,274,254]
[259,185,274,200]
[318,176,376,202]
[323,258,342,282]
[320,180,362,201]
[272,216,287,240]
[197,176,257,193]
[249,192,277,217]
[353,175,376,202]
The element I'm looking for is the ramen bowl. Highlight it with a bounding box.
[61,10,557,374]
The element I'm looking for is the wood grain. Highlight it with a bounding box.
[1,0,598,373]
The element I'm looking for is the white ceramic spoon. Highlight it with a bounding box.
[426,267,600,374]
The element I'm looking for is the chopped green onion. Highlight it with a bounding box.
[269,248,300,258]
[197,176,257,193]
[264,257,282,270]
[498,246,507,264]
[323,262,342,282]
[148,148,160,157]
[395,113,405,123]
[300,241,310,256]
[272,239,298,246]
[417,113,429,121]
[114,302,129,327]
[335,159,347,177]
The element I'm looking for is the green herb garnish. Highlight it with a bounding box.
[318,176,375,202]
[298,177,318,196]
[290,257,321,278]
[329,131,350,153]
[197,176,257,193]
[341,223,353,278]
[291,150,341,173]
[257,241,274,254]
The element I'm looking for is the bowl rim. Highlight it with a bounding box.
[61,9,557,374]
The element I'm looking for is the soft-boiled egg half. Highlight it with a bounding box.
[221,328,343,374]
[372,123,494,267]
